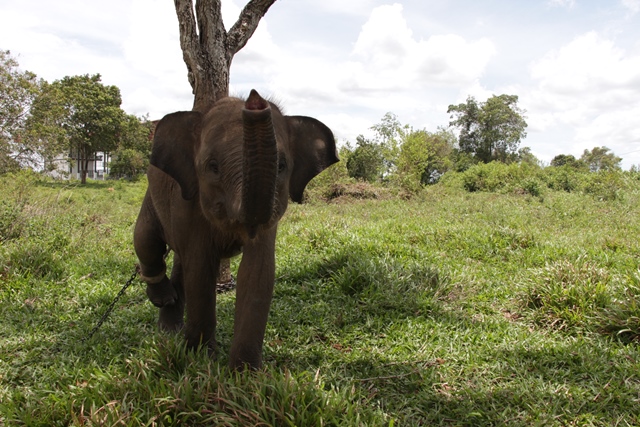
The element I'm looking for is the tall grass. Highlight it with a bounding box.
[1,169,639,425]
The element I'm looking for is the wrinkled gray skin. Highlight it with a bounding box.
[134,90,338,370]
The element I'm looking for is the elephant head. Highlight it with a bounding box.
[149,89,338,237]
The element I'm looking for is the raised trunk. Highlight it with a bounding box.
[241,90,277,238]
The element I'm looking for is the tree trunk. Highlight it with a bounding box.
[174,0,277,283]
[174,0,277,112]
[81,148,89,184]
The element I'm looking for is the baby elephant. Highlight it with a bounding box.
[134,90,338,369]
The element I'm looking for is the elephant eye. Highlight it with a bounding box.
[206,161,219,174]
[278,157,287,174]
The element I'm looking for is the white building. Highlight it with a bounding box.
[46,150,111,180]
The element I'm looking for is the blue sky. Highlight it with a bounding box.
[1,0,640,166]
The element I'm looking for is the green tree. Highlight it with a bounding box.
[29,74,125,183]
[346,135,384,182]
[109,149,148,179]
[396,128,455,192]
[550,154,581,168]
[448,94,528,163]
[110,114,154,179]
[580,146,621,172]
[513,146,540,166]
[370,112,405,174]
[0,50,42,172]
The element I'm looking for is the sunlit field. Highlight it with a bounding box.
[1,169,639,426]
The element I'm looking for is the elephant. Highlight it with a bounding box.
[134,90,338,370]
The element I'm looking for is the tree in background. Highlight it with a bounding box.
[395,128,455,192]
[580,146,622,172]
[109,114,154,179]
[551,154,581,168]
[513,146,540,166]
[346,135,384,182]
[370,112,405,175]
[0,51,42,172]
[29,74,125,184]
[448,94,528,164]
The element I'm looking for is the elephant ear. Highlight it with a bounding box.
[150,111,202,200]
[286,116,339,203]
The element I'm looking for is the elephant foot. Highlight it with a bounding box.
[158,304,184,332]
[185,331,217,357]
[229,345,263,371]
[146,276,178,307]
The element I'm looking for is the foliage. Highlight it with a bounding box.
[459,161,545,196]
[544,164,585,192]
[447,160,631,202]
[394,128,454,193]
[550,153,583,169]
[0,50,42,172]
[580,146,622,172]
[370,112,405,173]
[514,146,540,166]
[448,94,528,163]
[110,115,154,179]
[28,74,125,183]
[345,135,384,183]
[1,171,640,425]
[109,149,149,180]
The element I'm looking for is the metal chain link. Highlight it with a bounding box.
[82,267,139,344]
[82,266,236,344]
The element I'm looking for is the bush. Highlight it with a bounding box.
[345,138,384,183]
[582,170,626,201]
[109,148,149,180]
[543,165,584,192]
[460,161,544,196]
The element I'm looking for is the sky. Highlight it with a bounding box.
[1,0,640,167]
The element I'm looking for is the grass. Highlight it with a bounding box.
[1,170,640,425]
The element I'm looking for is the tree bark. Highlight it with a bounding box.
[174,0,277,113]
[81,147,89,184]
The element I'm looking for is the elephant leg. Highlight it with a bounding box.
[183,255,219,354]
[158,253,185,332]
[133,196,177,307]
[229,227,277,370]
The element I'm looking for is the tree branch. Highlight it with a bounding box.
[227,0,277,54]
[174,0,201,92]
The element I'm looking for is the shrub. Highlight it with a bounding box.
[543,165,584,192]
[345,138,384,183]
[582,170,626,201]
[460,161,543,195]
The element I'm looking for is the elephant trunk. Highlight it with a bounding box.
[241,90,278,238]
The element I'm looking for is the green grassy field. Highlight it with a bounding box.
[1,170,639,426]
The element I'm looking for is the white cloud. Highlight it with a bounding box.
[230,2,498,144]
[548,0,576,8]
[622,0,640,15]
[526,31,640,163]
[348,4,496,92]
[530,32,640,118]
